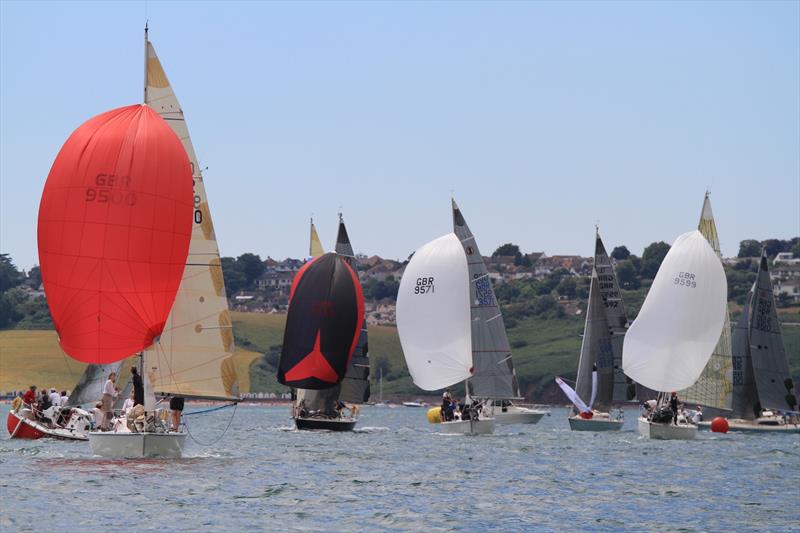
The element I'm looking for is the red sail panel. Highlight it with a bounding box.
[37,104,193,364]
[278,253,365,389]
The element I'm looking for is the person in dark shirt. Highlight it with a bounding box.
[131,366,144,407]
[670,392,679,425]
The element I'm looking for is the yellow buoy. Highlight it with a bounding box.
[427,406,442,424]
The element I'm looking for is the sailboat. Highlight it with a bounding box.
[277,241,365,430]
[622,230,728,440]
[698,251,799,433]
[678,193,734,418]
[74,29,238,458]
[288,216,371,431]
[450,200,545,425]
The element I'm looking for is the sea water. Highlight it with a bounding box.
[1,405,798,532]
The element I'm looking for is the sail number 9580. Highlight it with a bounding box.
[414,277,435,294]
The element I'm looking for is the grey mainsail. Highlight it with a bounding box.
[594,232,638,402]
[575,270,615,413]
[452,199,519,400]
[679,193,733,412]
[335,216,371,404]
[731,288,759,419]
[68,361,128,407]
[749,252,798,413]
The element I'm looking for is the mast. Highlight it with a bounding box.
[143,22,148,103]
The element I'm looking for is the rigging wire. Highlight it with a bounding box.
[183,402,238,447]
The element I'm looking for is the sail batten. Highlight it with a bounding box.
[143,38,239,400]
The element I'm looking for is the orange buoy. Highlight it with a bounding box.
[710,416,729,433]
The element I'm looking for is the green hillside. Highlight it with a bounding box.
[234,306,800,401]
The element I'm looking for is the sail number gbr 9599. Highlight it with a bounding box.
[414,277,434,294]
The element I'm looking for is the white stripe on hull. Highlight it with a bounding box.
[89,432,187,458]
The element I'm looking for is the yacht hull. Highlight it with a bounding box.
[569,416,624,432]
[439,418,495,435]
[638,416,696,440]
[697,419,800,434]
[89,431,187,458]
[294,417,357,431]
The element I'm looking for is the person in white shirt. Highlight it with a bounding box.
[691,406,703,425]
[49,388,61,408]
[92,402,104,429]
[100,373,119,430]
[59,391,69,407]
[121,391,135,416]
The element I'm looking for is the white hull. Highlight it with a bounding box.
[637,416,696,440]
[89,431,187,458]
[494,411,545,425]
[439,418,495,435]
[569,416,624,432]
[698,418,800,434]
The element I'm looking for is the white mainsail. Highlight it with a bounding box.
[622,230,727,392]
[679,193,733,410]
[397,233,472,391]
[142,35,239,400]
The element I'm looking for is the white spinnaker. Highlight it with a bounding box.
[142,38,238,400]
[622,230,727,392]
[555,377,590,413]
[397,233,472,391]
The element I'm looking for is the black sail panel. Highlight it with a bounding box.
[750,253,798,413]
[277,253,365,389]
[731,289,760,419]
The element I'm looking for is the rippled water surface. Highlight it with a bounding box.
[1,405,798,531]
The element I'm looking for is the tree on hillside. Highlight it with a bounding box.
[0,254,23,292]
[793,241,800,259]
[611,246,630,260]
[616,261,640,289]
[221,257,247,294]
[640,242,670,279]
[738,239,761,258]
[556,277,577,299]
[236,253,266,286]
[761,239,785,258]
[26,265,42,288]
[493,243,520,257]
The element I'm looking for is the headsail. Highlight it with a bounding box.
[749,252,798,413]
[452,200,518,400]
[679,193,733,411]
[731,287,759,419]
[309,218,324,259]
[397,233,473,391]
[622,230,728,392]
[335,216,371,404]
[594,232,638,402]
[143,35,239,400]
[68,361,132,407]
[575,270,615,412]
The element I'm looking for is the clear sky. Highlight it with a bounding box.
[1,1,798,270]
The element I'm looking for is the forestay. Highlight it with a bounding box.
[142,38,239,400]
[749,253,798,413]
[397,233,472,391]
[452,200,518,400]
[622,230,727,392]
[679,194,733,411]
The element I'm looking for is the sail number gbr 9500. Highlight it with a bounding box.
[85,174,136,205]
[414,277,435,294]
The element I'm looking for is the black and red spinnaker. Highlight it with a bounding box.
[277,253,365,389]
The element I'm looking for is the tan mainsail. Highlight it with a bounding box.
[309,219,324,258]
[143,37,239,400]
[679,193,733,411]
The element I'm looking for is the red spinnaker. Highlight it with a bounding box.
[37,104,193,364]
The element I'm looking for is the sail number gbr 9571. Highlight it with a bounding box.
[414,277,434,294]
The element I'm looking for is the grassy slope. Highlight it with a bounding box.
[3,307,798,399]
[0,329,262,393]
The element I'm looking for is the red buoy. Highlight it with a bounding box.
[710,417,729,433]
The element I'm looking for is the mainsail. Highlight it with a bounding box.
[335,217,371,404]
[452,200,518,400]
[622,230,728,392]
[749,252,798,413]
[593,232,638,402]
[143,34,239,400]
[575,271,615,413]
[679,193,733,411]
[731,288,759,419]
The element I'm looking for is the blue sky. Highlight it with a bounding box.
[2,1,798,270]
